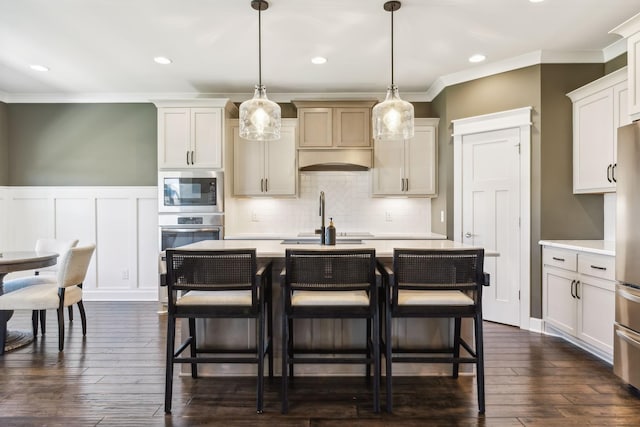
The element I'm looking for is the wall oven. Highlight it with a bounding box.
[159,213,224,251]
[158,170,223,213]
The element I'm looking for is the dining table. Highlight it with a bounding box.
[0,251,59,353]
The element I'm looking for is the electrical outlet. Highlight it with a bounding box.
[251,211,259,222]
[122,270,129,280]
[440,210,445,223]
[385,211,392,222]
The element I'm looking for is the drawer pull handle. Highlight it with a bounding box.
[590,265,606,271]
[552,257,565,262]
[616,328,640,348]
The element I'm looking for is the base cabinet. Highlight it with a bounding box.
[542,246,615,359]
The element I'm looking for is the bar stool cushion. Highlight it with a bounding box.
[177,290,253,306]
[397,290,474,306]
[0,282,82,310]
[291,290,369,306]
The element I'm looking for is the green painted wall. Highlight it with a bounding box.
[605,53,627,74]
[0,102,8,185]
[6,103,157,186]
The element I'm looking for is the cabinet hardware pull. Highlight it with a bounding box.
[607,164,612,183]
[570,280,576,298]
[575,280,580,299]
[405,178,409,191]
[590,265,606,271]
[186,151,190,165]
[265,178,268,192]
[612,163,617,183]
[260,178,264,192]
[401,178,404,191]
[552,257,565,262]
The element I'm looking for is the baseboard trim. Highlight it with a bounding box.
[528,317,544,333]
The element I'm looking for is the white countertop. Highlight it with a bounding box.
[177,239,497,258]
[538,240,615,256]
[224,232,447,240]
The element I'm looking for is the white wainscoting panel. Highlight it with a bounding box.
[1,187,158,301]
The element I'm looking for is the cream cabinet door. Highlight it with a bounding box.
[158,107,222,169]
[577,276,615,354]
[190,108,222,168]
[233,128,264,196]
[158,108,190,169]
[405,124,436,196]
[543,266,578,336]
[573,89,615,193]
[264,125,296,196]
[334,107,371,147]
[372,138,404,195]
[298,108,332,147]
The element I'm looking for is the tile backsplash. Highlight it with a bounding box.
[225,171,432,236]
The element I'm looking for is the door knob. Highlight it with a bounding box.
[464,232,472,238]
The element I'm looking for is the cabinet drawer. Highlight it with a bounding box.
[543,248,577,271]
[578,253,615,281]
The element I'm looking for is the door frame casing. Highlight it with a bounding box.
[452,107,532,330]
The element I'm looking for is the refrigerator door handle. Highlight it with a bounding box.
[618,287,640,304]
[616,327,640,348]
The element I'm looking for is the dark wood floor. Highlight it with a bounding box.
[1,302,639,426]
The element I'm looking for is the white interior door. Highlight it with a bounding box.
[461,128,521,326]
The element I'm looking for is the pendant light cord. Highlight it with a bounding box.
[258,3,262,87]
[390,6,394,86]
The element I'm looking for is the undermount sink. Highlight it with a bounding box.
[280,238,364,245]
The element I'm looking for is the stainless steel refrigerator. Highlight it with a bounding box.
[614,121,640,390]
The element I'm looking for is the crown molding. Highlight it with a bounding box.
[0,47,629,104]
[603,37,628,62]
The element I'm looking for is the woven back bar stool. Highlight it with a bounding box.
[380,248,488,413]
[164,249,273,414]
[280,248,380,414]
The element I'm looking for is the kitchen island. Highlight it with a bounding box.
[172,239,492,376]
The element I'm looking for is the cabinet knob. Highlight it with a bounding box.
[464,232,472,238]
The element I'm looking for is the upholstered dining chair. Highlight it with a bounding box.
[33,238,79,334]
[380,248,488,414]
[164,249,273,414]
[280,248,380,414]
[0,245,95,352]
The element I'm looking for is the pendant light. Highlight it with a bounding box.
[239,0,281,141]
[372,1,414,141]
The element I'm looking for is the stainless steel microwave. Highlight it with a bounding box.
[158,171,223,213]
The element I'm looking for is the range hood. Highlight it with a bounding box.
[298,149,372,171]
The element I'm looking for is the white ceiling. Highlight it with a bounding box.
[1,0,639,103]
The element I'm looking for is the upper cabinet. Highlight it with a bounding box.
[294,101,376,148]
[611,13,640,121]
[232,118,297,197]
[155,100,237,169]
[372,118,439,197]
[567,68,629,193]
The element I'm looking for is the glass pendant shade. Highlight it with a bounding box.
[372,84,414,140]
[239,85,281,141]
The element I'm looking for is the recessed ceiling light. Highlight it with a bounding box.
[529,0,544,3]
[154,56,172,65]
[469,54,486,63]
[30,64,49,72]
[311,56,327,65]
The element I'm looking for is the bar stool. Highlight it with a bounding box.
[380,248,488,413]
[164,249,273,414]
[280,248,380,413]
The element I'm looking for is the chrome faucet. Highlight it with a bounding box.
[315,191,326,244]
